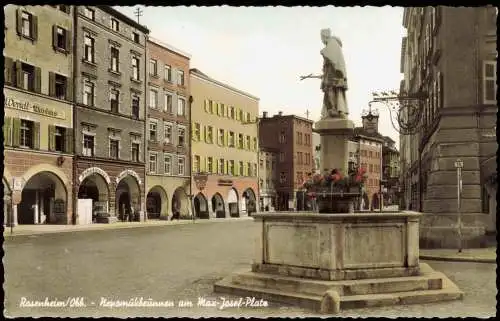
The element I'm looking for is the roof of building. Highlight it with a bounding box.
[100,6,150,34]
[260,146,280,154]
[260,113,314,124]
[353,127,385,142]
[148,37,191,59]
[189,68,259,101]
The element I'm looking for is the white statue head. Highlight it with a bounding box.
[321,28,343,47]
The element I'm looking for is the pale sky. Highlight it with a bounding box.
[115,6,405,146]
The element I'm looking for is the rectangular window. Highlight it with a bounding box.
[229,107,235,119]
[84,7,95,20]
[132,56,140,80]
[164,64,171,82]
[149,59,157,76]
[109,139,119,159]
[110,47,120,72]
[207,157,213,173]
[239,161,244,176]
[266,159,270,169]
[238,134,244,149]
[218,129,224,145]
[83,79,94,106]
[178,157,185,176]
[20,119,33,148]
[19,63,35,91]
[218,158,225,174]
[178,127,186,146]
[279,152,285,163]
[56,26,67,50]
[131,96,140,119]
[194,123,201,141]
[228,132,235,147]
[165,93,173,113]
[21,12,32,38]
[177,97,186,116]
[253,137,257,150]
[280,172,286,184]
[55,74,67,100]
[164,154,172,175]
[84,33,95,63]
[483,61,496,104]
[206,126,213,144]
[149,153,157,173]
[149,89,158,109]
[164,123,172,144]
[54,126,66,152]
[83,134,94,157]
[229,160,235,175]
[110,89,119,113]
[193,155,200,173]
[177,70,185,86]
[132,32,140,43]
[279,131,286,143]
[111,18,119,32]
[131,143,140,162]
[245,135,251,150]
[247,162,252,176]
[149,120,157,141]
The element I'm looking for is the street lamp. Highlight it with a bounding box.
[454,159,464,252]
[191,172,208,222]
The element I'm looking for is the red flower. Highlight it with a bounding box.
[355,175,362,183]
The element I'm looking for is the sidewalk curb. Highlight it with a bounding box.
[3,217,254,238]
[419,255,496,264]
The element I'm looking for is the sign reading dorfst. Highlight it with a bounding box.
[79,167,111,184]
[116,169,142,185]
[5,97,66,119]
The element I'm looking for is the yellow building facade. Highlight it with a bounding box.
[190,68,259,218]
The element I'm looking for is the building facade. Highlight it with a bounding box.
[145,37,191,219]
[258,147,278,211]
[73,6,149,223]
[400,6,497,248]
[382,136,400,206]
[4,5,75,225]
[190,68,259,218]
[259,112,314,211]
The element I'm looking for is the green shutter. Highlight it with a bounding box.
[15,60,23,88]
[49,72,56,97]
[33,121,40,149]
[235,161,239,176]
[65,29,72,52]
[34,66,42,93]
[203,126,207,143]
[32,14,38,40]
[52,25,58,49]
[12,118,21,147]
[48,125,55,151]
[200,156,205,172]
[4,57,13,85]
[224,131,228,146]
[3,117,12,146]
[64,128,73,153]
[66,76,73,101]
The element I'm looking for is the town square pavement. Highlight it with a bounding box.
[3,219,496,318]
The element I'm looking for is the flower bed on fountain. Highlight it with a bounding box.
[303,168,368,213]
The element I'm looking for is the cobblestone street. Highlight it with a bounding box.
[4,220,496,318]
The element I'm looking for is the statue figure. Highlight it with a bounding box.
[300,28,349,119]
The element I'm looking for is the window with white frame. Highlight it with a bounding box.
[164,92,173,113]
[149,59,158,76]
[109,138,119,159]
[83,79,95,106]
[206,126,213,144]
[164,122,172,144]
[177,126,186,146]
[131,142,140,162]
[218,128,224,145]
[132,56,140,80]
[21,11,33,38]
[228,160,235,175]
[84,32,95,63]
[110,89,119,113]
[177,97,186,116]
[228,131,235,147]
[19,119,33,148]
[483,61,496,104]
[164,64,172,82]
[218,158,225,174]
[164,154,172,175]
[149,119,157,141]
[149,153,157,173]
[193,155,200,173]
[207,157,214,173]
[131,95,140,119]
[83,134,94,157]
[177,156,185,176]
[177,70,185,86]
[111,18,119,31]
[110,47,119,72]
[149,89,158,109]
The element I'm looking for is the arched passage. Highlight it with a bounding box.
[194,193,209,219]
[227,188,239,217]
[116,175,141,221]
[172,186,189,217]
[18,171,67,224]
[242,188,257,216]
[146,185,168,219]
[78,172,110,223]
[211,193,226,218]
[3,177,12,226]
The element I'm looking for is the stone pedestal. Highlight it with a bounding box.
[214,212,463,314]
[314,118,354,172]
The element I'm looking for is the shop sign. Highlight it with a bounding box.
[5,97,66,119]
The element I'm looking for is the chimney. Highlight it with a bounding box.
[278,111,283,116]
[262,111,268,118]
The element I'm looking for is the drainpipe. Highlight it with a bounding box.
[71,6,78,225]
[143,32,149,222]
[188,95,194,218]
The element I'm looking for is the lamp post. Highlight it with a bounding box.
[192,172,208,222]
[454,159,464,252]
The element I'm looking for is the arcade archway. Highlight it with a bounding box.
[146,186,168,219]
[211,193,226,218]
[3,177,12,226]
[194,193,209,219]
[227,188,239,217]
[78,173,110,222]
[18,171,67,224]
[116,175,141,221]
[172,186,189,217]
[242,188,257,215]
